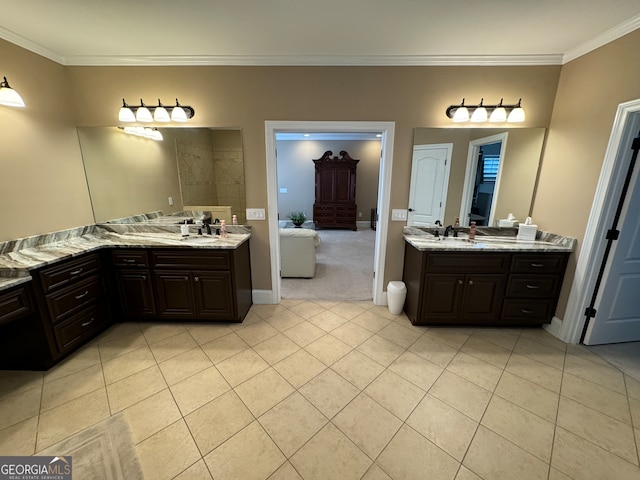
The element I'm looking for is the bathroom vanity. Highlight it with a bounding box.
[402,228,574,327]
[0,221,252,369]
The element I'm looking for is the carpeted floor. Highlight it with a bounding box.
[281,228,375,301]
[38,413,144,480]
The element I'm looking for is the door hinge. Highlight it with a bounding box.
[606,229,620,240]
[584,307,597,318]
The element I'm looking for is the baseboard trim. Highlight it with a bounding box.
[252,290,275,304]
[543,316,565,341]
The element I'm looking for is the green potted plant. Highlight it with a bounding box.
[289,211,307,227]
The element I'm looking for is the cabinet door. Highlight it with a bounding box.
[460,274,506,323]
[193,271,235,320]
[419,274,464,324]
[153,271,196,318]
[115,270,156,317]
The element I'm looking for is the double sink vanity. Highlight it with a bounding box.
[0,212,252,370]
[402,226,576,327]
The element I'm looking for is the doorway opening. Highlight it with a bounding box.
[265,121,396,305]
[459,133,507,227]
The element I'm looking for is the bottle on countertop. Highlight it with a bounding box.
[232,215,238,225]
[454,217,460,228]
[469,221,477,240]
[220,219,227,238]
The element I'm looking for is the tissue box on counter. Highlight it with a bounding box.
[517,224,538,241]
[498,219,518,228]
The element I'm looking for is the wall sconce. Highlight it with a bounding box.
[446,98,525,123]
[0,76,25,107]
[118,126,164,141]
[118,98,194,123]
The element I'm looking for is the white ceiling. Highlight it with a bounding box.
[1,0,639,66]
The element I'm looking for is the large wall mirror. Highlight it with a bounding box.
[412,127,545,227]
[77,127,246,223]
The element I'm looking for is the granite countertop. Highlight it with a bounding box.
[403,226,576,253]
[0,224,251,276]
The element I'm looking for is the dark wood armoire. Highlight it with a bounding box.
[312,150,359,230]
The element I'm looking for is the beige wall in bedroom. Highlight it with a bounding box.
[533,29,640,317]
[276,139,381,224]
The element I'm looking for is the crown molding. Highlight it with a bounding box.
[0,27,65,65]
[563,14,640,64]
[61,53,564,67]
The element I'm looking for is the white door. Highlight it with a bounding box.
[584,142,640,345]
[408,144,452,226]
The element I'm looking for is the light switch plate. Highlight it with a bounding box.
[246,208,266,220]
[391,209,408,221]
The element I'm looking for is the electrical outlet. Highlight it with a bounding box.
[391,209,408,221]
[168,196,173,206]
[358,211,362,218]
[246,208,266,220]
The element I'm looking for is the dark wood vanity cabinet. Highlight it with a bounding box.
[0,283,53,369]
[402,245,568,327]
[313,150,359,230]
[112,250,156,317]
[32,252,110,359]
[502,253,568,326]
[404,249,509,326]
[111,242,252,323]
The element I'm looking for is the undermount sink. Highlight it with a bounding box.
[182,235,219,244]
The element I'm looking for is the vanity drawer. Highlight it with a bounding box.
[0,285,33,325]
[425,253,510,274]
[510,254,567,274]
[53,302,109,353]
[501,299,555,324]
[112,249,150,268]
[505,275,561,298]
[46,275,104,324]
[151,250,231,270]
[39,254,100,293]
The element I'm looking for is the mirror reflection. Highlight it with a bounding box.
[77,127,246,224]
[412,127,545,227]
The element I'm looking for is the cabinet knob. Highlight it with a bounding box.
[468,280,474,286]
[194,276,199,282]
[457,279,463,285]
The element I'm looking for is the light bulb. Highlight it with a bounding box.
[489,106,507,122]
[151,129,163,141]
[118,99,135,122]
[452,106,469,122]
[171,106,187,122]
[136,105,153,122]
[470,106,488,122]
[154,102,170,122]
[507,107,525,123]
[0,77,25,108]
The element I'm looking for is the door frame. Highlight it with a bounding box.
[459,132,508,227]
[407,143,452,226]
[265,120,396,305]
[552,99,640,344]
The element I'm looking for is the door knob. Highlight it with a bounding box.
[408,208,414,212]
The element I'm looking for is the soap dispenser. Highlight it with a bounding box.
[469,221,477,240]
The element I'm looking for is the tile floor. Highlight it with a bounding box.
[2,300,640,479]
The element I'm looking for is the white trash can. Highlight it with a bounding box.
[387,281,407,315]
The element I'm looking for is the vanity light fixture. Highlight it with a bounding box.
[119,126,164,141]
[0,76,25,107]
[118,97,194,123]
[446,98,525,123]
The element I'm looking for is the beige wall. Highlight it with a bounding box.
[0,39,94,238]
[0,37,565,293]
[276,140,381,223]
[533,29,640,317]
